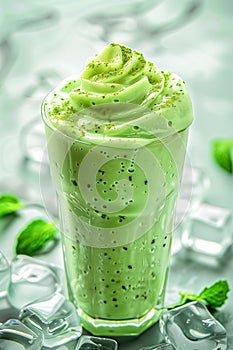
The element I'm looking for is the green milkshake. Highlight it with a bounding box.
[42,43,193,336]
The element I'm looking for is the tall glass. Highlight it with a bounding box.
[41,101,189,336]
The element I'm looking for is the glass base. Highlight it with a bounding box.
[77,307,162,336]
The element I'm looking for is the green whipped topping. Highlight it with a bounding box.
[45,43,193,138]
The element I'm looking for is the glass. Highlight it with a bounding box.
[20,118,48,164]
[0,251,10,298]
[0,39,16,86]
[82,0,202,54]
[42,100,190,336]
[20,70,63,165]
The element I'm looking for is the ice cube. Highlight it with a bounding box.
[176,166,210,226]
[0,251,10,298]
[75,335,118,350]
[19,292,82,348]
[0,319,43,349]
[181,203,233,266]
[173,167,210,255]
[8,255,62,309]
[139,343,175,349]
[160,301,227,350]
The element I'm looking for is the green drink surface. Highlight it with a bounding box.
[47,128,188,322]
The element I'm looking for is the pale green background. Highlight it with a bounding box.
[0,0,232,349]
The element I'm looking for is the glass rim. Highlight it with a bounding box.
[41,89,191,145]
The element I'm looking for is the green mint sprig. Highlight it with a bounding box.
[15,219,58,256]
[167,280,230,310]
[212,138,233,173]
[0,193,24,217]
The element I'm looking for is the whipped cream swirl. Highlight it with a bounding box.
[45,43,193,137]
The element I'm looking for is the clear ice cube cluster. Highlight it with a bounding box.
[0,253,82,348]
[0,251,228,349]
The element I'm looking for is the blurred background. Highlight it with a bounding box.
[0,0,232,348]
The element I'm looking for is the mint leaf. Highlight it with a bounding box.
[0,193,24,217]
[198,280,230,309]
[212,138,233,173]
[167,280,230,310]
[15,219,58,256]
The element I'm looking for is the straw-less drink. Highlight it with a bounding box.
[42,43,193,336]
